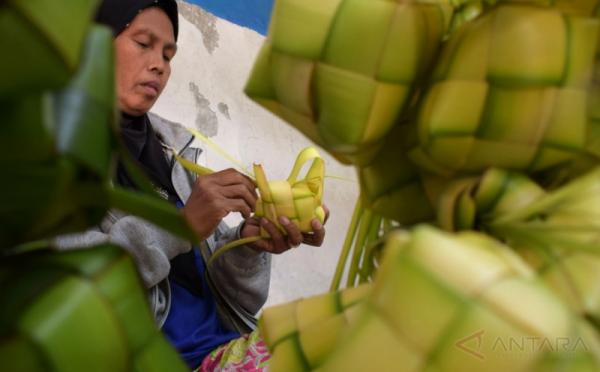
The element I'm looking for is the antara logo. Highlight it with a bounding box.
[454,329,590,360]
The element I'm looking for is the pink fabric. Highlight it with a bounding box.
[198,331,270,372]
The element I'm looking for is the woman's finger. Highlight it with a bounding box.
[260,218,288,253]
[221,184,257,211]
[223,198,252,219]
[303,219,325,247]
[322,204,331,223]
[279,216,303,247]
[261,218,283,240]
[213,168,257,196]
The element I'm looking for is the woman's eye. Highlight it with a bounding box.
[163,55,172,62]
[136,41,149,49]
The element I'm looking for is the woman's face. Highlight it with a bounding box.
[114,7,177,116]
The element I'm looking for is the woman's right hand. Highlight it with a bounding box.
[182,168,257,240]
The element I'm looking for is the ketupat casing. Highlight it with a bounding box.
[254,147,326,235]
[411,4,599,177]
[245,0,454,166]
[321,228,600,371]
[0,246,188,372]
[0,0,98,96]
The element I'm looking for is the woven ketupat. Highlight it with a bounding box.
[411,4,600,177]
[260,285,370,371]
[0,246,188,372]
[520,247,600,329]
[254,147,326,235]
[318,228,600,372]
[245,0,453,165]
[0,0,98,96]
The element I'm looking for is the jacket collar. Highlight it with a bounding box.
[146,112,200,203]
[147,112,195,153]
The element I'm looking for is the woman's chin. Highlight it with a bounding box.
[121,99,156,116]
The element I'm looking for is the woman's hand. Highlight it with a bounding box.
[183,168,257,240]
[241,205,330,254]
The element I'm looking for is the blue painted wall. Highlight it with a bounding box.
[186,0,274,35]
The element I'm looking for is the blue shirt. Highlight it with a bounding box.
[163,248,240,369]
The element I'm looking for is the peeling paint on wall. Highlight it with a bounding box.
[218,102,231,120]
[189,82,219,137]
[178,1,220,54]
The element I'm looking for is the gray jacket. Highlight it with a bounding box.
[54,113,271,333]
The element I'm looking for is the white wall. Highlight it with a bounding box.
[152,2,359,307]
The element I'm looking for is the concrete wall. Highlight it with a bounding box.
[151,2,359,307]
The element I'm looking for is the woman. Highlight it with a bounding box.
[63,0,328,370]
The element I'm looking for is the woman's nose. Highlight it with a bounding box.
[148,50,166,75]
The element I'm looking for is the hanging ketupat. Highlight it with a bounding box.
[411,4,599,177]
[245,0,454,166]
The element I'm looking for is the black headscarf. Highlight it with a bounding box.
[95,0,179,41]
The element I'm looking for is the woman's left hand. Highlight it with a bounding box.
[241,205,330,254]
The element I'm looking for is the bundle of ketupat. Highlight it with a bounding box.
[353,1,600,223]
[261,227,600,371]
[244,0,454,166]
[245,0,600,224]
[248,1,600,370]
